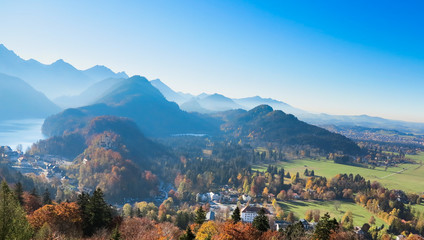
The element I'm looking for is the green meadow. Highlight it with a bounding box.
[253,152,424,194]
[277,200,385,227]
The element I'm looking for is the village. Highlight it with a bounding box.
[0,145,76,188]
[195,187,317,232]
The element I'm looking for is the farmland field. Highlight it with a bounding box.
[253,152,424,193]
[277,200,385,227]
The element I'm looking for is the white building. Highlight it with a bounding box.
[242,194,252,202]
[241,206,271,223]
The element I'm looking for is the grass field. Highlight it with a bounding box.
[277,200,385,226]
[407,152,424,162]
[253,152,424,193]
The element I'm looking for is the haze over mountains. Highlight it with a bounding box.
[0,44,127,99]
[43,76,220,137]
[1,43,424,136]
[0,73,60,120]
[149,79,424,135]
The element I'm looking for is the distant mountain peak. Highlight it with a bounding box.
[51,59,74,68]
[83,65,129,80]
[248,104,274,115]
[0,44,21,60]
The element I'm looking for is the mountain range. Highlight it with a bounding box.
[0,73,61,120]
[149,79,424,135]
[0,44,127,99]
[221,105,361,154]
[42,76,220,137]
[1,43,423,136]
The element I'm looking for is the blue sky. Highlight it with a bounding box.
[0,0,423,122]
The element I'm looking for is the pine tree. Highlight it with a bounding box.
[30,188,38,197]
[304,169,309,176]
[179,226,195,240]
[87,188,113,236]
[42,188,52,205]
[313,213,339,240]
[231,207,241,223]
[110,226,121,240]
[252,208,270,232]
[13,182,24,206]
[0,181,33,239]
[310,170,315,176]
[78,189,113,236]
[194,206,206,225]
[282,221,305,239]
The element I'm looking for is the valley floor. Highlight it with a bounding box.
[253,152,424,194]
[277,200,385,227]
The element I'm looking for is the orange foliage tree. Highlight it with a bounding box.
[28,202,82,237]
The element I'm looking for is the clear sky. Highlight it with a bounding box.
[0,0,423,122]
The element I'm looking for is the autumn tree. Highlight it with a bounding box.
[369,216,376,225]
[277,190,287,200]
[28,202,82,238]
[341,211,354,230]
[195,221,218,239]
[287,212,295,223]
[312,209,320,222]
[305,210,313,222]
[23,191,41,214]
[123,203,133,218]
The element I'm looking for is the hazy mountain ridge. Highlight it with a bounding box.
[0,73,61,120]
[152,79,424,135]
[221,105,362,155]
[53,78,126,108]
[34,115,170,201]
[43,76,221,137]
[0,44,127,99]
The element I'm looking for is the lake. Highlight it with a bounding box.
[0,119,45,151]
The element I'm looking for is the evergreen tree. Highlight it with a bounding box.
[310,170,315,176]
[13,182,24,206]
[313,213,339,240]
[252,208,270,232]
[0,181,33,239]
[77,192,91,236]
[110,226,121,240]
[282,221,305,240]
[231,207,241,223]
[87,188,113,236]
[78,189,113,236]
[194,206,206,225]
[30,188,38,197]
[179,226,195,240]
[304,169,309,176]
[176,211,190,229]
[42,188,52,205]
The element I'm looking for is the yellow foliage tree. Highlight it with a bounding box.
[195,221,218,240]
